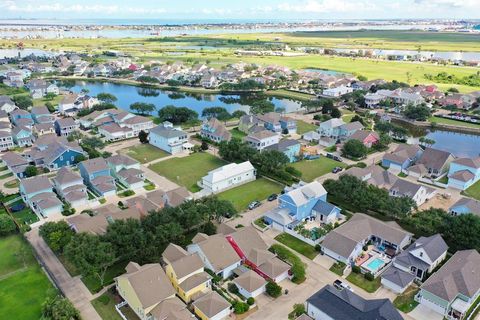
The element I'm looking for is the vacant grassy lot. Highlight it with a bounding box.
[292,157,346,182]
[296,120,318,135]
[274,233,318,260]
[3,179,19,189]
[346,272,381,293]
[121,144,170,164]
[428,116,480,129]
[394,286,420,313]
[149,152,227,192]
[0,235,56,320]
[218,178,283,212]
[464,180,480,201]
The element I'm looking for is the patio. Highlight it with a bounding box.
[355,245,392,277]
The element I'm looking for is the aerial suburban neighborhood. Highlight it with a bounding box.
[1,4,480,320]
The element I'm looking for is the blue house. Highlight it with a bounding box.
[25,135,85,169]
[149,122,189,154]
[10,109,33,127]
[449,197,480,217]
[257,112,297,134]
[31,106,54,124]
[19,175,63,217]
[12,126,35,147]
[447,157,480,190]
[264,181,340,230]
[78,158,116,197]
[382,144,423,171]
[265,139,301,163]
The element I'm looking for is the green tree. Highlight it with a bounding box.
[330,107,341,118]
[13,95,33,110]
[96,93,117,104]
[201,141,209,151]
[0,215,16,236]
[25,165,38,177]
[158,105,198,124]
[39,221,74,253]
[341,140,368,159]
[130,102,155,115]
[266,281,282,298]
[137,76,159,84]
[202,107,231,120]
[44,92,57,101]
[403,104,431,121]
[138,130,148,144]
[65,233,116,286]
[41,295,80,320]
[103,219,150,263]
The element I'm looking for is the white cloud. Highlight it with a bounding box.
[276,0,374,13]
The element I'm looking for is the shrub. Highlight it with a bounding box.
[352,265,361,274]
[246,297,255,306]
[0,214,17,236]
[314,244,322,252]
[228,283,239,294]
[121,190,135,197]
[364,272,375,281]
[266,281,282,298]
[232,300,249,314]
[269,244,306,283]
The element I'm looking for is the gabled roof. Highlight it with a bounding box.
[281,181,327,207]
[452,157,480,169]
[383,144,422,164]
[381,266,415,290]
[193,234,241,272]
[107,154,138,167]
[150,297,193,320]
[306,285,403,320]
[265,139,300,152]
[2,151,29,167]
[31,106,50,115]
[162,243,188,265]
[417,147,453,171]
[340,121,364,132]
[170,253,204,280]
[80,158,109,174]
[389,179,423,197]
[202,161,254,184]
[450,197,480,216]
[395,234,448,270]
[247,129,278,140]
[233,270,266,292]
[320,118,345,129]
[150,124,186,138]
[312,200,339,216]
[349,130,379,142]
[449,170,475,182]
[53,167,82,186]
[421,250,480,302]
[20,175,52,194]
[55,117,77,127]
[192,291,230,318]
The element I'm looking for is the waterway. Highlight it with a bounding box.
[64,80,304,116]
[331,48,480,62]
[409,129,480,158]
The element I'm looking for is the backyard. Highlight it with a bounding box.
[292,156,346,182]
[464,180,480,201]
[229,127,247,140]
[218,177,283,212]
[149,152,227,192]
[92,291,139,320]
[345,272,381,293]
[274,233,318,260]
[121,144,170,164]
[0,235,56,320]
[393,286,420,313]
[296,120,318,135]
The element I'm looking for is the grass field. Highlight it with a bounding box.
[274,233,318,260]
[296,120,318,135]
[121,144,170,164]
[92,291,139,320]
[464,180,480,201]
[393,286,420,313]
[32,94,63,108]
[229,127,247,140]
[428,116,480,129]
[346,272,381,293]
[149,152,227,192]
[292,157,346,182]
[217,177,283,212]
[0,235,56,320]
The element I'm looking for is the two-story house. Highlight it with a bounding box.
[1,151,29,178]
[54,117,79,137]
[416,147,455,179]
[10,109,33,127]
[25,135,85,170]
[52,167,88,207]
[0,131,14,151]
[149,123,189,155]
[447,157,480,190]
[12,126,35,147]
[317,118,345,138]
[265,139,301,163]
[106,155,145,190]
[19,175,62,217]
[200,117,231,142]
[257,112,297,134]
[244,130,280,151]
[78,158,116,197]
[31,106,55,124]
[382,144,423,172]
[0,95,16,113]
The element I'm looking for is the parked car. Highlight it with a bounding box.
[333,155,343,162]
[326,153,334,159]
[248,201,261,210]
[332,167,343,174]
[267,194,278,201]
[333,279,354,292]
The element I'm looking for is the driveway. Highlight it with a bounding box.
[409,304,443,320]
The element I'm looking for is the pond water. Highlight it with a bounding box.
[65,80,304,116]
[409,129,480,158]
[302,68,350,76]
[0,48,59,59]
[331,48,480,62]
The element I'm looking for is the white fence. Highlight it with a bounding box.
[283,227,323,246]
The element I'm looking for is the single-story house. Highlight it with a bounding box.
[447,157,480,190]
[233,269,266,299]
[192,291,231,320]
[449,197,480,217]
[199,161,256,194]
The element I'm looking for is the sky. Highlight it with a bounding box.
[0,0,479,20]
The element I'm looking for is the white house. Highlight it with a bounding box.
[244,130,280,151]
[233,270,266,299]
[322,85,353,97]
[149,123,189,155]
[200,161,256,193]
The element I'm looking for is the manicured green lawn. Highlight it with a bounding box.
[296,120,318,135]
[8,200,39,225]
[342,113,356,122]
[0,235,57,320]
[394,286,420,313]
[428,116,480,129]
[149,152,227,192]
[274,233,318,260]
[292,157,346,182]
[229,127,247,140]
[92,291,140,320]
[464,180,480,201]
[329,262,346,276]
[346,272,381,293]
[218,178,283,212]
[0,172,13,179]
[121,144,170,164]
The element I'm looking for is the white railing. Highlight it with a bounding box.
[283,227,323,246]
[115,301,129,320]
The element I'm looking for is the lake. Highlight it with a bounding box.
[0,48,59,59]
[331,48,480,62]
[65,80,304,115]
[409,129,480,158]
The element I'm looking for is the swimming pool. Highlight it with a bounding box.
[366,258,385,273]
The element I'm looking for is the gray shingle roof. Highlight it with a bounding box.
[450,197,480,216]
[382,266,416,289]
[395,234,448,271]
[417,147,453,171]
[150,125,186,139]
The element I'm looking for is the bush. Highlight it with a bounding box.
[232,300,249,314]
[365,272,375,281]
[315,244,322,252]
[269,244,306,283]
[120,190,135,197]
[228,282,239,294]
[246,297,255,305]
[352,265,361,274]
[266,281,282,298]
[0,214,17,236]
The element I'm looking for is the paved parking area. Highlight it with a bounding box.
[409,304,443,320]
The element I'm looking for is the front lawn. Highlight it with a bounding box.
[292,156,346,182]
[274,233,318,260]
[394,286,420,313]
[229,127,247,140]
[92,291,140,320]
[346,272,381,293]
[0,235,57,320]
[428,116,480,129]
[296,120,318,135]
[217,178,283,212]
[464,180,480,201]
[121,144,169,164]
[329,262,346,276]
[149,152,227,192]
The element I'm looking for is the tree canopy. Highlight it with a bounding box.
[130,102,155,115]
[158,105,198,124]
[341,139,368,159]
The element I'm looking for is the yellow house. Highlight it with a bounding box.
[115,262,177,320]
[193,291,231,320]
[164,251,211,303]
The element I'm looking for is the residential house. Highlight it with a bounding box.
[256,112,297,135]
[265,139,301,163]
[338,121,364,139]
[10,109,33,127]
[416,250,480,319]
[147,187,192,208]
[0,95,16,113]
[447,157,480,190]
[25,135,85,169]
[125,196,162,216]
[317,118,345,138]
[163,250,211,303]
[200,118,231,142]
[115,262,183,320]
[106,155,145,190]
[305,285,403,320]
[200,73,218,88]
[98,123,134,141]
[77,109,118,128]
[52,167,88,207]
[389,179,435,206]
[26,79,58,99]
[449,197,480,217]
[322,85,353,97]
[342,165,398,190]
[192,291,231,320]
[31,106,54,124]
[232,270,266,299]
[382,144,423,171]
[78,158,116,197]
[12,126,35,147]
[149,123,189,155]
[321,213,412,265]
[187,234,242,279]
[416,147,455,178]
[382,234,448,293]
[364,92,384,108]
[245,130,280,151]
[238,114,263,134]
[58,94,79,115]
[33,123,55,136]
[0,131,14,151]
[54,117,79,136]
[347,130,380,148]
[19,175,62,217]
[1,151,29,177]
[199,161,256,194]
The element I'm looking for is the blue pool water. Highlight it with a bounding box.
[367,258,384,272]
